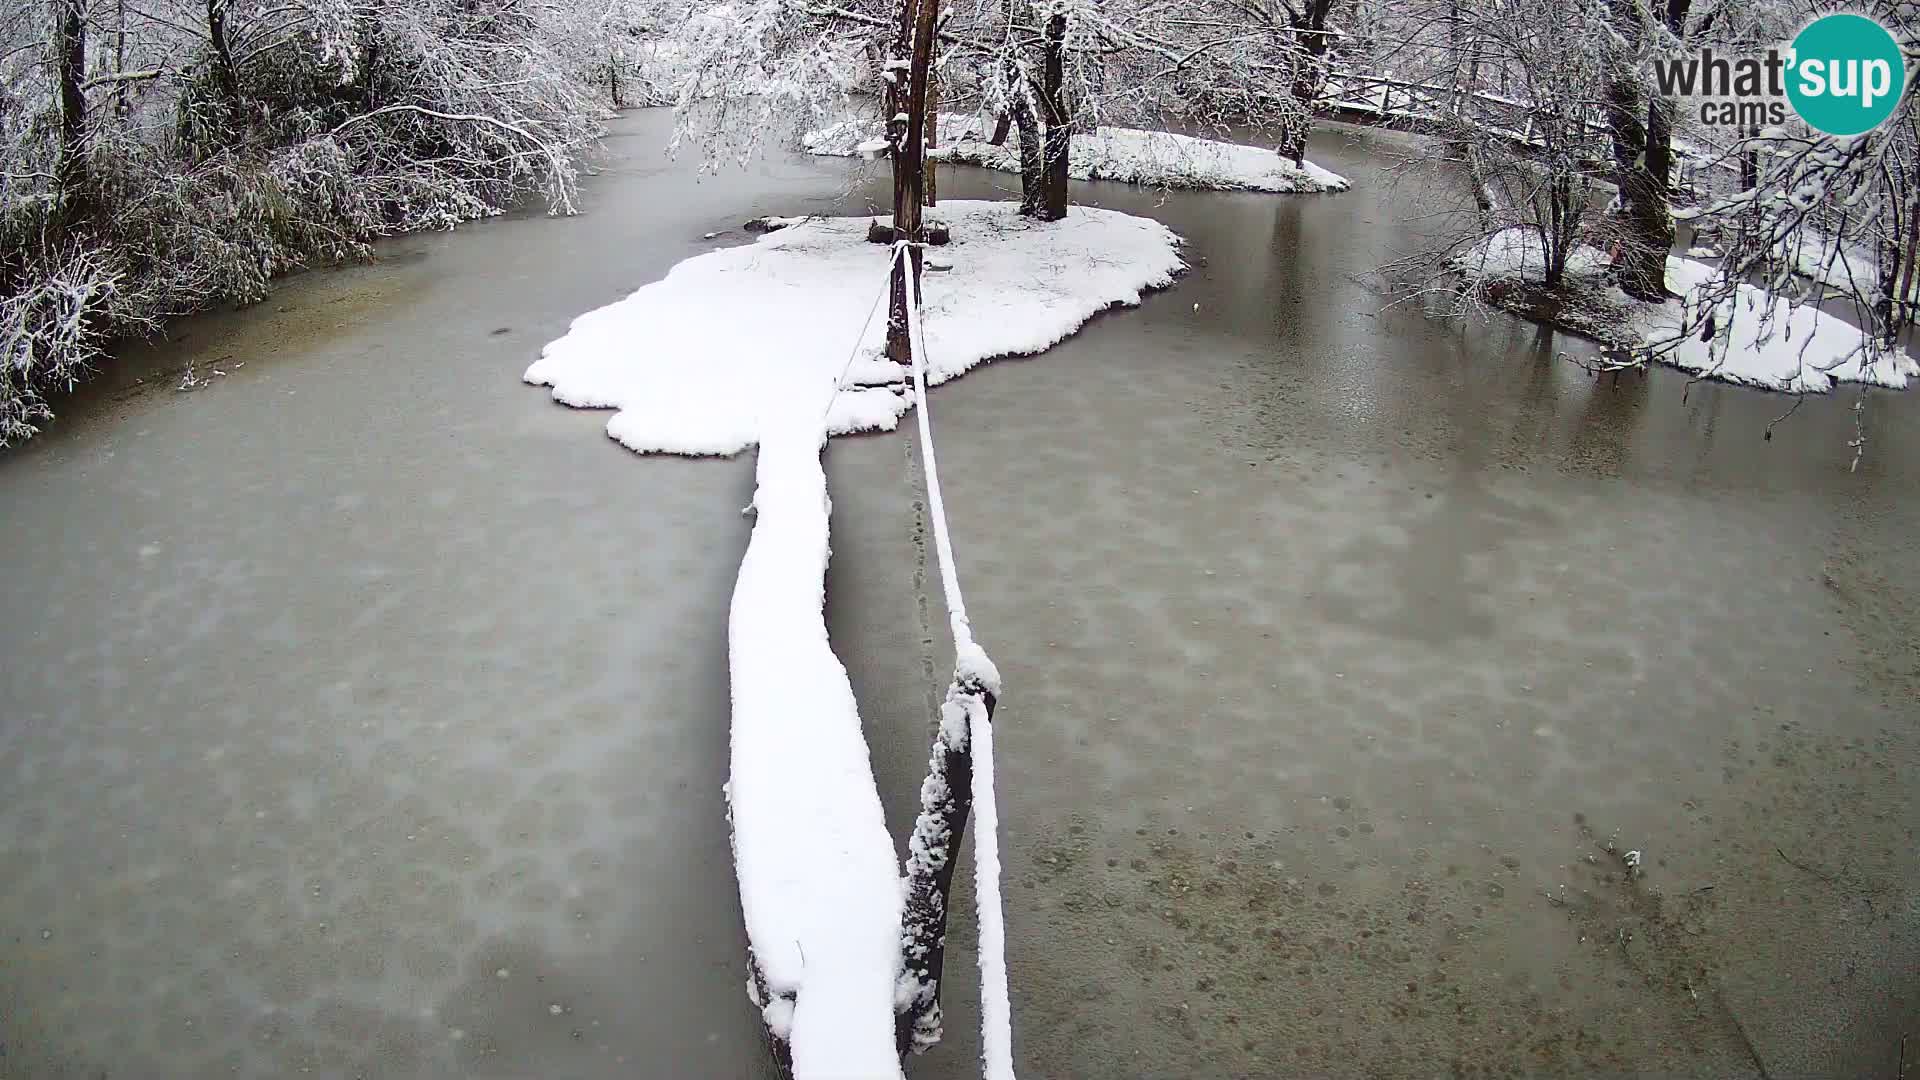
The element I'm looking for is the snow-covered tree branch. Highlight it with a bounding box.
[0,0,680,444]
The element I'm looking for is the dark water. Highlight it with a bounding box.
[1,110,1914,1078]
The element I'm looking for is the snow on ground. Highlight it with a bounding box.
[803,113,1350,193]
[1454,226,1918,393]
[729,422,905,1079]
[1781,230,1879,296]
[1450,227,1610,283]
[1642,257,1919,393]
[525,199,1184,455]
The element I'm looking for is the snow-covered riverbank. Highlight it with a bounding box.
[1454,227,1919,394]
[804,114,1350,194]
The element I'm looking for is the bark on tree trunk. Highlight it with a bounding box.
[360,18,381,112]
[1466,144,1494,229]
[1008,63,1044,216]
[886,0,939,363]
[1895,188,1920,342]
[926,64,938,207]
[1602,55,1669,299]
[1038,12,1069,221]
[1603,0,1679,302]
[206,0,243,111]
[1275,1,1334,167]
[885,2,914,363]
[114,0,131,117]
[53,0,88,225]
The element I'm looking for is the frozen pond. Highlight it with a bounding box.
[2,109,1915,1077]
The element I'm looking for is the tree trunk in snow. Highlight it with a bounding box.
[1276,0,1334,167]
[53,0,88,225]
[1602,60,1668,299]
[1603,0,1676,302]
[886,0,939,363]
[1038,12,1069,221]
[926,64,938,207]
[1008,58,1044,217]
[885,3,914,362]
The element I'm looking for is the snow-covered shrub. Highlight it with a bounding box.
[1,0,647,447]
[0,242,131,444]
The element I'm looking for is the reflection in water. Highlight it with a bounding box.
[1565,367,1651,476]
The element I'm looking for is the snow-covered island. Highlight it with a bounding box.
[804,113,1351,194]
[525,200,1183,454]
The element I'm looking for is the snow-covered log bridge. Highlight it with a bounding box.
[727,244,1016,1080]
[526,206,1180,1078]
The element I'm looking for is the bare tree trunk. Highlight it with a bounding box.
[53,0,88,225]
[886,0,939,363]
[885,0,916,363]
[1602,0,1676,301]
[1896,188,1920,342]
[1466,144,1494,229]
[355,14,384,112]
[1038,11,1069,221]
[206,0,243,111]
[1275,0,1334,166]
[925,63,938,207]
[113,0,130,117]
[1602,48,1667,297]
[1008,60,1044,216]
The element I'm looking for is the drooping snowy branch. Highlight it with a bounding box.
[0,0,672,444]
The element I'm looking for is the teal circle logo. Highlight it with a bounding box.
[1787,14,1906,135]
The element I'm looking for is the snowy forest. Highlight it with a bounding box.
[4,0,1918,442]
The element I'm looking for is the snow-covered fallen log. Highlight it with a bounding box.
[804,115,1350,194]
[731,422,905,1079]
